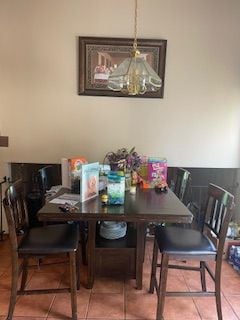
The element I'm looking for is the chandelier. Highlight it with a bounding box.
[107,0,162,96]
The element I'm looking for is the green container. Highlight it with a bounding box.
[107,171,125,205]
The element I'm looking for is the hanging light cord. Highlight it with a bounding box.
[107,0,162,94]
[133,0,138,50]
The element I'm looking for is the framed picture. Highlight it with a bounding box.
[80,162,99,203]
[78,36,167,98]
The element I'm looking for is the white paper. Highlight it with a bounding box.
[49,198,78,206]
[58,193,80,201]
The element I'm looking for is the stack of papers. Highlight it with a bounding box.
[49,193,79,206]
[45,185,63,200]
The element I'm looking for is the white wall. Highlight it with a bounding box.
[0,0,240,172]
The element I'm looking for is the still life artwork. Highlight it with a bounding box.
[80,162,99,202]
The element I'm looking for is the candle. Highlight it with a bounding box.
[130,185,136,194]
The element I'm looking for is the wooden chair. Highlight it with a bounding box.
[4,179,80,320]
[37,165,61,204]
[149,183,234,320]
[38,166,87,265]
[173,167,191,205]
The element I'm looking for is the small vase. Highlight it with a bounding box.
[125,171,131,191]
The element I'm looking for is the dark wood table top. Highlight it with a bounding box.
[38,188,193,224]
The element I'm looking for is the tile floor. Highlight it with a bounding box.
[0,237,240,320]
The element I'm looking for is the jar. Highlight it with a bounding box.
[107,171,125,205]
[125,171,131,191]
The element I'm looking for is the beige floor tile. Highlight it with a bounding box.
[0,269,34,291]
[221,274,240,294]
[0,289,11,316]
[26,272,62,290]
[224,294,240,318]
[194,295,238,320]
[184,272,215,292]
[14,294,55,318]
[87,293,124,319]
[163,297,201,320]
[48,290,90,319]
[0,254,11,275]
[92,276,124,294]
[125,291,157,319]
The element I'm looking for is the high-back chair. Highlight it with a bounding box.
[38,165,60,203]
[4,179,80,320]
[38,166,87,265]
[173,167,191,205]
[149,183,234,320]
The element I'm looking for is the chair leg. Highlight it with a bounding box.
[76,247,81,290]
[215,259,223,320]
[156,253,169,320]
[79,222,87,265]
[200,261,206,292]
[20,257,29,291]
[142,224,147,263]
[149,238,158,294]
[7,255,18,320]
[69,251,78,320]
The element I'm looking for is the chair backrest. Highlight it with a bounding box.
[174,168,191,204]
[203,183,234,258]
[38,165,56,196]
[4,179,29,251]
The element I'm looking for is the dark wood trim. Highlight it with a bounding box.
[0,136,8,147]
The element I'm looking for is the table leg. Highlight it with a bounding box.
[136,222,146,290]
[86,220,96,289]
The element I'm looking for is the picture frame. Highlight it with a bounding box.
[80,162,99,203]
[78,36,167,98]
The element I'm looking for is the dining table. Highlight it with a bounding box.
[37,187,193,290]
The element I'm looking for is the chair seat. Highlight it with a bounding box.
[19,224,79,255]
[155,226,216,256]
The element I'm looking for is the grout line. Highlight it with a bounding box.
[85,283,93,319]
[191,296,203,320]
[222,292,240,320]
[45,270,63,319]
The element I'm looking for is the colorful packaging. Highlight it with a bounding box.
[147,157,167,183]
